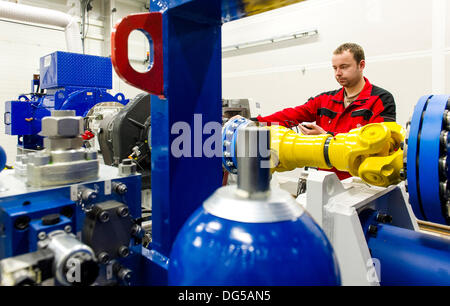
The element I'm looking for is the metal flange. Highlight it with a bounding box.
[406,95,450,225]
[221,117,254,174]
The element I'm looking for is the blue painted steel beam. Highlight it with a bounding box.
[148,0,305,269]
[150,0,222,259]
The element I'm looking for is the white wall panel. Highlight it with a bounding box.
[447,54,450,94]
[222,0,440,131]
[365,57,432,127]
[223,0,432,74]
[447,0,450,48]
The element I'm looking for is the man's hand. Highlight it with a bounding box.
[298,122,327,135]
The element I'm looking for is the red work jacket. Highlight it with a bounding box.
[257,77,396,179]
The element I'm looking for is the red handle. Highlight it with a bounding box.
[111,12,163,96]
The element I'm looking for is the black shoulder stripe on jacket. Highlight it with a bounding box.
[372,85,396,122]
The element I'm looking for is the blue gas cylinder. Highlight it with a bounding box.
[0,146,6,173]
[168,126,341,285]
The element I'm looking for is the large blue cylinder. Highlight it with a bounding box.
[367,223,450,285]
[0,146,6,173]
[169,207,341,285]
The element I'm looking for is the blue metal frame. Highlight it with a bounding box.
[149,0,222,259]
[144,0,308,285]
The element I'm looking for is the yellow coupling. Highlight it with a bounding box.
[266,122,405,187]
[268,125,332,172]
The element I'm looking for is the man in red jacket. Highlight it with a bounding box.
[256,43,396,179]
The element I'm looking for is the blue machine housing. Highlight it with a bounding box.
[4,51,129,150]
[169,207,341,285]
[40,52,112,90]
[0,164,153,285]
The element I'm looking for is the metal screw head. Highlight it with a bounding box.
[81,189,97,202]
[117,207,129,218]
[441,131,449,147]
[368,225,378,237]
[97,252,110,264]
[439,156,448,178]
[376,213,393,224]
[444,110,450,129]
[98,211,110,223]
[131,224,141,236]
[113,183,128,195]
[440,181,449,200]
[38,232,47,240]
[117,268,133,282]
[118,246,130,258]
[64,225,72,233]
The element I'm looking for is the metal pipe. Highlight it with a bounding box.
[417,219,450,237]
[0,1,82,53]
[236,126,271,198]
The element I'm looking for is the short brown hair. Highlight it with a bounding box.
[334,43,365,64]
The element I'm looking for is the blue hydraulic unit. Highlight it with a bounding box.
[4,51,129,151]
[0,108,146,285]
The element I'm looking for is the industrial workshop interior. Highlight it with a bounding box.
[0,0,449,292]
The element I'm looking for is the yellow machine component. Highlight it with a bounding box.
[267,122,406,187]
[243,0,305,16]
[269,125,332,172]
